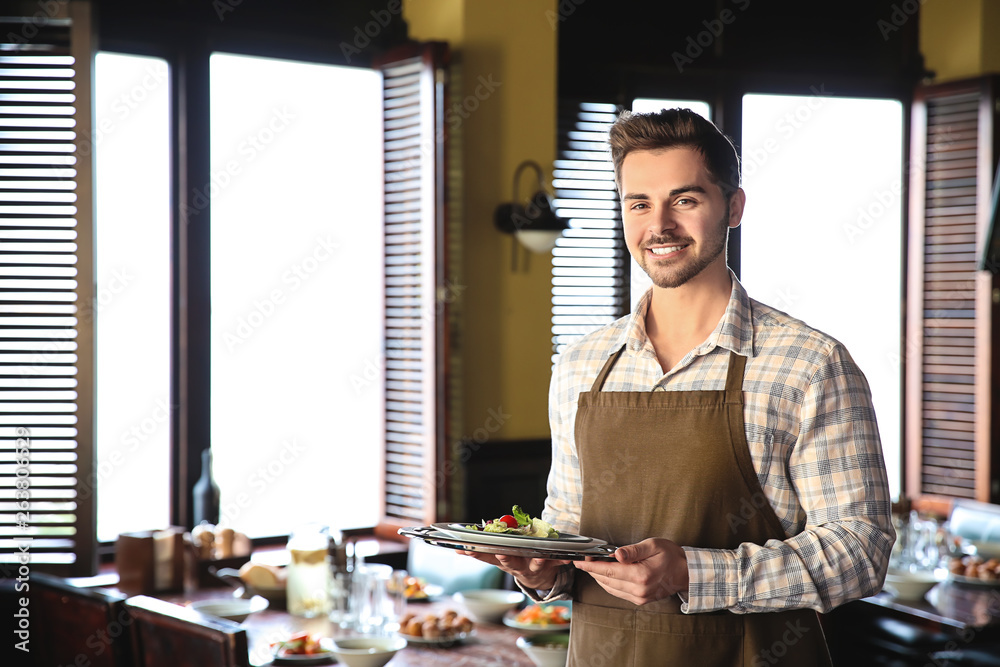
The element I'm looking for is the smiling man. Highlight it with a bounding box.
[468,108,895,666]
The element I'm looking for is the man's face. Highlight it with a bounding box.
[620,147,743,290]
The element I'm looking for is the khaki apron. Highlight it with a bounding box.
[568,347,832,667]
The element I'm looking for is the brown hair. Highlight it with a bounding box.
[608,108,741,198]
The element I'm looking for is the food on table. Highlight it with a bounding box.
[214,527,235,558]
[271,632,330,656]
[188,523,249,560]
[514,603,571,627]
[949,555,1000,580]
[466,505,559,538]
[395,575,431,600]
[191,523,217,559]
[239,561,287,589]
[398,610,474,639]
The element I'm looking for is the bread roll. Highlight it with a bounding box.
[215,527,235,558]
[238,561,281,589]
[422,620,441,638]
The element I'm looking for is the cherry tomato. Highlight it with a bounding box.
[499,514,518,529]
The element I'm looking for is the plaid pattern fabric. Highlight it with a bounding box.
[541,272,895,614]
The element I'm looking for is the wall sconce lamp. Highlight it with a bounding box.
[494,160,568,271]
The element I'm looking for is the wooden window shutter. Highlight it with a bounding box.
[906,76,998,506]
[0,2,96,575]
[551,100,629,359]
[375,43,450,531]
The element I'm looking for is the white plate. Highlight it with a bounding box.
[433,523,606,551]
[947,573,1000,587]
[396,630,473,647]
[502,602,572,632]
[271,638,336,665]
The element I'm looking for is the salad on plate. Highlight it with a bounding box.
[466,505,558,538]
[270,632,332,660]
[511,602,571,628]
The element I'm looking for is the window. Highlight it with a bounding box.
[0,1,451,570]
[93,52,171,543]
[208,53,383,537]
[739,93,904,499]
[550,101,626,359]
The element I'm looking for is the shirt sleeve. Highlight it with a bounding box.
[542,355,583,535]
[515,564,576,602]
[536,355,582,599]
[682,343,896,614]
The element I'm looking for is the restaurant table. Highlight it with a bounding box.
[825,577,1000,665]
[862,578,1000,630]
[157,587,539,667]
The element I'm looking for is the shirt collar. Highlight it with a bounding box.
[612,269,755,359]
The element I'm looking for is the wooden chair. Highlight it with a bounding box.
[31,572,133,667]
[124,595,250,667]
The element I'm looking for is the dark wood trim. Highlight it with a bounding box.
[172,41,212,530]
[70,0,98,576]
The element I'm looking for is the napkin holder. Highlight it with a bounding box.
[116,528,185,595]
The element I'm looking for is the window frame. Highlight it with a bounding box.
[0,7,450,573]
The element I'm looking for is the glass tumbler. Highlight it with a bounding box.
[386,569,409,631]
[286,525,332,617]
[349,563,392,634]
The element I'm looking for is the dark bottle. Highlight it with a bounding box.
[192,449,221,525]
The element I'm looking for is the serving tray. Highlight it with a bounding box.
[399,526,618,562]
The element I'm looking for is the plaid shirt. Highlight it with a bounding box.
[541,273,895,614]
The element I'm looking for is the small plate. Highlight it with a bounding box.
[432,523,606,551]
[503,601,572,632]
[406,583,444,602]
[947,573,1000,587]
[271,638,336,665]
[397,630,473,647]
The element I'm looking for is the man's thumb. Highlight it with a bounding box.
[614,545,636,563]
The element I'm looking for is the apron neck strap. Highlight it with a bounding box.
[724,350,747,401]
[590,344,626,393]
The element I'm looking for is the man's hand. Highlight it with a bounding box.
[461,552,568,591]
[573,538,688,605]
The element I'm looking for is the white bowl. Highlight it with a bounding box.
[517,633,569,667]
[884,568,944,601]
[454,589,526,623]
[330,636,407,667]
[189,595,268,623]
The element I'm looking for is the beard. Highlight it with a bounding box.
[636,207,730,289]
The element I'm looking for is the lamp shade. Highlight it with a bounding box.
[514,229,562,253]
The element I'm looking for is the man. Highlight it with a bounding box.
[469,108,894,665]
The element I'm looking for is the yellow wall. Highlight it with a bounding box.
[921,0,1000,81]
[404,0,558,440]
[982,0,1000,74]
